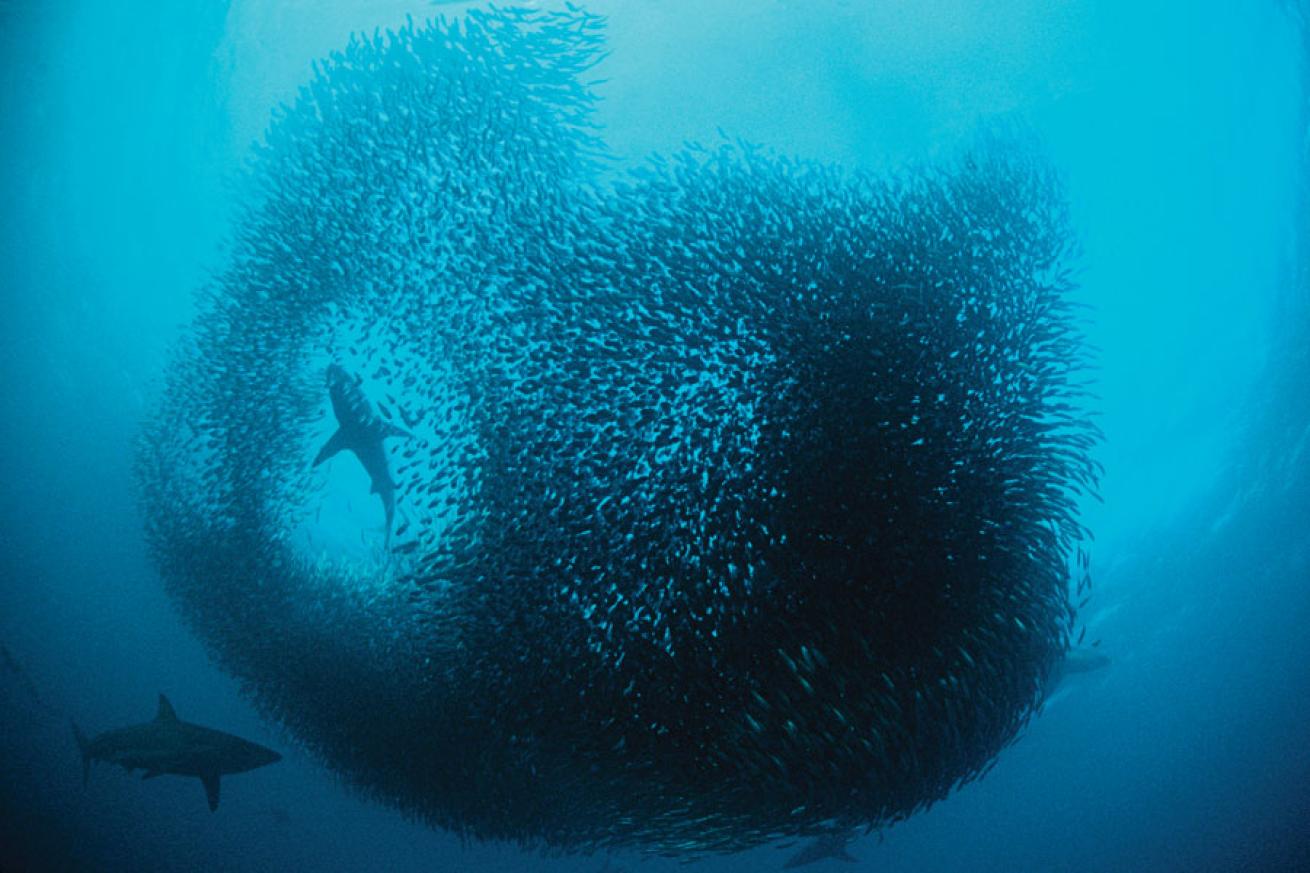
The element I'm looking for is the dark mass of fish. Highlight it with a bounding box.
[136,6,1100,857]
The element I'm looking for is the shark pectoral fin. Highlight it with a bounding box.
[201,772,221,812]
[313,429,348,467]
[71,721,90,787]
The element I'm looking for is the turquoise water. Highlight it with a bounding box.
[1,2,1306,870]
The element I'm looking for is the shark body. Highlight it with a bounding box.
[72,694,281,811]
[1059,648,1111,676]
[314,363,408,543]
[783,831,858,868]
[1048,647,1111,694]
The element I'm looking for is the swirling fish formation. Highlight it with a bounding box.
[137,5,1099,856]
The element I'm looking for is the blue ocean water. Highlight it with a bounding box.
[1,1,1306,871]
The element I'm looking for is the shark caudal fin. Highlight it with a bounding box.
[378,485,396,547]
[71,721,91,787]
[201,772,221,812]
[313,429,349,467]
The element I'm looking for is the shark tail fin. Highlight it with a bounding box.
[71,720,90,787]
[313,429,348,467]
[381,489,395,548]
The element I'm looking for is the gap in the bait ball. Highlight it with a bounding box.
[286,323,468,588]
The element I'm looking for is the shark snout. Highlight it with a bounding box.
[233,741,283,772]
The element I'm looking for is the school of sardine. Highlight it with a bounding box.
[137,6,1100,857]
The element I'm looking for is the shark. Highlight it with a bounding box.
[72,694,282,811]
[1048,647,1111,695]
[313,363,409,543]
[1060,648,1111,676]
[783,830,859,868]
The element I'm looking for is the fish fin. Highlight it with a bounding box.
[201,772,221,811]
[156,694,178,722]
[381,422,411,440]
[72,721,90,787]
[313,429,349,467]
[142,770,162,780]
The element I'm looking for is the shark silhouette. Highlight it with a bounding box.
[313,363,409,543]
[1047,647,1111,695]
[72,694,281,811]
[783,831,858,868]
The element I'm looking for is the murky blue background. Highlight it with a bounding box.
[2,2,1307,870]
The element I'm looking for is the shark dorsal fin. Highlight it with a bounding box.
[156,694,179,722]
